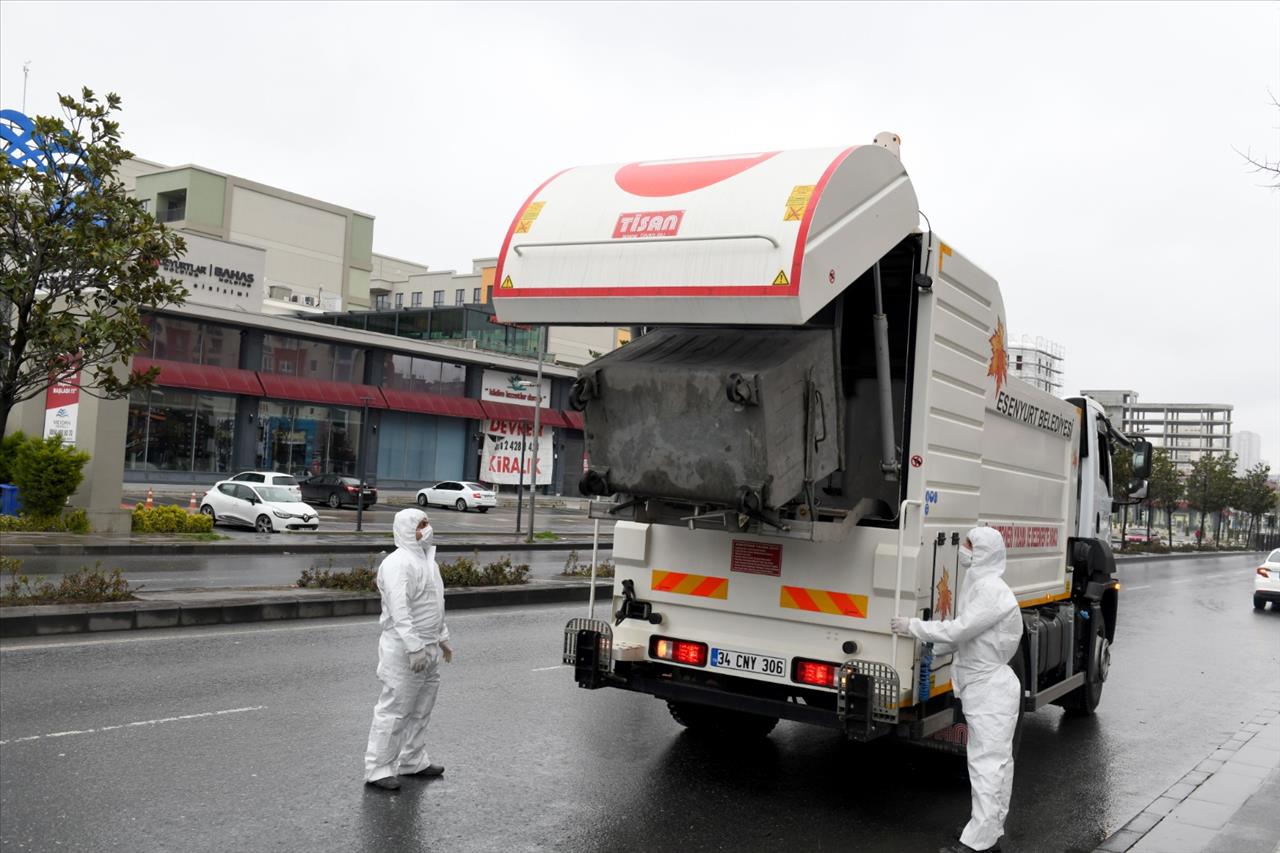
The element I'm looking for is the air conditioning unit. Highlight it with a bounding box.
[303,296,315,306]
[290,295,300,303]
[269,285,293,301]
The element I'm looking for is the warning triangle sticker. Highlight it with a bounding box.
[772,270,789,286]
[500,275,514,289]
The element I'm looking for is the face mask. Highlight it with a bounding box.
[418,525,433,546]
[958,548,973,570]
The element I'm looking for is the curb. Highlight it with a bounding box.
[0,538,613,558]
[1094,702,1280,852]
[0,581,614,639]
[1116,548,1264,560]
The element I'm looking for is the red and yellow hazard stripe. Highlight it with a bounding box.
[780,585,868,618]
[651,570,728,600]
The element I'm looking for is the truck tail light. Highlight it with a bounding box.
[649,635,707,667]
[1259,567,1271,578]
[792,658,839,688]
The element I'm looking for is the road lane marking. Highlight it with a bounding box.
[0,706,267,746]
[532,665,566,672]
[1126,584,1152,591]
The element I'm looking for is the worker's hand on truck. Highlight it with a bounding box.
[889,616,914,636]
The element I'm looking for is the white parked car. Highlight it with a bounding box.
[201,481,320,533]
[1255,548,1280,611]
[231,471,302,502]
[416,481,497,513]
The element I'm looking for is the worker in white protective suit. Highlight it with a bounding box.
[890,526,1022,853]
[364,508,453,791]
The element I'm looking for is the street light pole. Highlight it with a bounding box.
[356,397,371,533]
[527,324,547,543]
[515,428,526,534]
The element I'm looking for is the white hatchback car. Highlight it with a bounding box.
[417,481,497,513]
[1255,548,1280,611]
[230,471,303,502]
[201,481,320,533]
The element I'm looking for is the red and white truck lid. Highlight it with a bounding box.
[492,143,919,326]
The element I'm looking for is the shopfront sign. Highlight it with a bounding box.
[43,369,81,445]
[159,231,265,313]
[479,369,553,486]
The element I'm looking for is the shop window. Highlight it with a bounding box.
[255,401,363,477]
[124,389,236,474]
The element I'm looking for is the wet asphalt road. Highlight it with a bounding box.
[1,553,1276,853]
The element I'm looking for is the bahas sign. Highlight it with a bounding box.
[160,232,265,313]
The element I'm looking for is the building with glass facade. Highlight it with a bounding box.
[125,304,581,492]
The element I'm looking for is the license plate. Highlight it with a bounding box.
[709,647,786,679]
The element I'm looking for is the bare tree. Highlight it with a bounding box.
[1234,91,1280,189]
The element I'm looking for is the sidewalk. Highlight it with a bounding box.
[1095,698,1280,853]
[0,577,614,639]
[122,484,591,512]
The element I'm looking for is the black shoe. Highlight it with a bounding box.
[405,763,444,778]
[939,842,1000,853]
[365,776,401,791]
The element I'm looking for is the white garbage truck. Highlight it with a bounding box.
[491,138,1152,749]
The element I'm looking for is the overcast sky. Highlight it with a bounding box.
[3,1,1278,465]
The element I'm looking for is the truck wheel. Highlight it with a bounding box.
[666,701,778,738]
[1255,596,1267,611]
[1062,615,1108,717]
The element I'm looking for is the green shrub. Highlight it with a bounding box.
[11,435,90,516]
[0,508,90,533]
[439,553,530,586]
[298,553,531,590]
[131,504,213,533]
[1,559,138,606]
[0,431,33,485]
[561,548,615,578]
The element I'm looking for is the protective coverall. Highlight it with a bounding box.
[902,526,1023,852]
[364,508,451,783]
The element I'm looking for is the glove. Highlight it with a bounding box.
[441,641,453,664]
[889,616,914,636]
[408,648,429,672]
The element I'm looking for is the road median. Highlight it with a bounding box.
[0,578,613,639]
[0,532,612,558]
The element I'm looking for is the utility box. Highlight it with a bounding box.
[574,326,840,511]
[0,484,21,517]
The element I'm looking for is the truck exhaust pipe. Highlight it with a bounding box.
[872,262,899,480]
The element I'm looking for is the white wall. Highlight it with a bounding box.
[228,185,346,301]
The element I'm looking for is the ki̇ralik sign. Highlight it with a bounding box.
[43,369,82,445]
[480,369,552,486]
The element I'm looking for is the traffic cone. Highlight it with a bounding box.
[188,491,197,512]
[146,487,154,509]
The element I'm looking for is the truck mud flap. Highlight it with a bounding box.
[563,618,613,689]
[836,661,900,741]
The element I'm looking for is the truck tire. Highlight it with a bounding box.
[1062,613,1108,716]
[1254,596,1266,611]
[666,701,778,738]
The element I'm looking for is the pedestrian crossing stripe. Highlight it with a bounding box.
[651,570,728,599]
[780,585,868,618]
[772,270,789,286]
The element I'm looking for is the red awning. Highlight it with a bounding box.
[381,388,486,420]
[480,400,568,428]
[563,410,585,431]
[134,357,264,396]
[257,373,388,409]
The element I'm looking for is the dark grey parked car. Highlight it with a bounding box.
[300,474,378,509]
